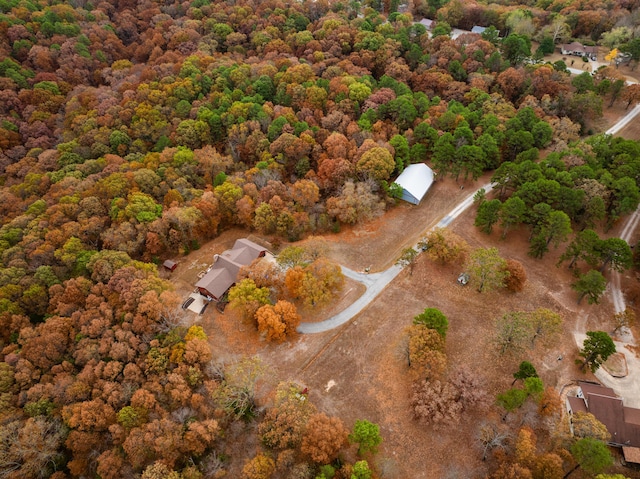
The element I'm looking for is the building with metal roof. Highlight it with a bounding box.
[393,163,435,205]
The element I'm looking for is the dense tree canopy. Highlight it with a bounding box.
[1,0,640,476]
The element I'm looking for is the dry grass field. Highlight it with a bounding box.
[167,170,640,477]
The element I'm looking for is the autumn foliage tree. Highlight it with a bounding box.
[259,382,316,450]
[241,453,276,479]
[301,412,348,464]
[572,411,611,442]
[356,146,395,182]
[502,259,527,292]
[228,278,272,320]
[284,258,344,307]
[422,228,469,265]
[3,0,640,476]
[465,247,509,293]
[255,300,301,342]
[404,324,447,380]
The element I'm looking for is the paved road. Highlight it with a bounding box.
[298,265,402,333]
[606,103,640,135]
[297,183,493,333]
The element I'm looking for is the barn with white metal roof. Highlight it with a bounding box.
[393,163,435,205]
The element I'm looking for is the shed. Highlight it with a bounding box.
[393,163,435,205]
[163,260,178,272]
[471,26,486,34]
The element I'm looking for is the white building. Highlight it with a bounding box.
[393,163,435,205]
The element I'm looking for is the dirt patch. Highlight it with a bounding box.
[628,344,640,359]
[297,175,485,273]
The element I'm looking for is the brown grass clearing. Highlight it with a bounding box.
[168,164,640,477]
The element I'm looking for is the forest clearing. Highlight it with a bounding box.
[5,0,640,477]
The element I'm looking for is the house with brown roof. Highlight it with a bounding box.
[566,381,640,464]
[195,238,269,301]
[560,42,598,60]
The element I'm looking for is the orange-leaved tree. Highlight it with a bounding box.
[256,300,301,342]
[301,412,348,464]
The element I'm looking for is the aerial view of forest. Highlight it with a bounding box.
[3,0,640,477]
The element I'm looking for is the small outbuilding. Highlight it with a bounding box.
[393,163,435,205]
[623,446,640,466]
[163,260,178,272]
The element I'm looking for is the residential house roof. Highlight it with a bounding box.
[560,42,598,54]
[626,407,640,426]
[195,238,268,300]
[623,446,640,464]
[471,26,486,34]
[162,259,178,271]
[579,381,617,398]
[570,381,640,447]
[567,396,588,414]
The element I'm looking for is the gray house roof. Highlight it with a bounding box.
[195,238,267,300]
[471,26,486,34]
[419,18,434,29]
[393,163,435,205]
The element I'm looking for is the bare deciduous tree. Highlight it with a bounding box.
[477,421,510,461]
[612,308,635,336]
[449,366,490,410]
[411,367,489,428]
[0,417,66,479]
[411,379,463,427]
